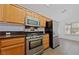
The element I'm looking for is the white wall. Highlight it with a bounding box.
[58,21,79,41]
[0,23,25,31]
[57,7,79,41]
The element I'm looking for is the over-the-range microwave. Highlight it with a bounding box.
[25,16,40,27]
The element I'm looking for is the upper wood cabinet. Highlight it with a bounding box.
[26,10,34,18]
[0,4,47,26]
[3,5,26,24]
[39,15,46,27]
[0,5,4,21]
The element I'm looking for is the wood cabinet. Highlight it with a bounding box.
[43,34,49,49]
[3,4,26,24]
[1,37,24,47]
[26,9,37,18]
[0,37,25,55]
[0,5,4,21]
[1,43,24,55]
[0,4,47,26]
[26,10,33,17]
[40,16,46,27]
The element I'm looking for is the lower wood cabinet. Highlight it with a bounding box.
[1,43,25,55]
[43,34,49,49]
[0,37,25,55]
[1,37,24,47]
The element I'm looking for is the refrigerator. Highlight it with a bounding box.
[45,20,59,49]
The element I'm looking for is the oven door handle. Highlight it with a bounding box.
[28,38,42,41]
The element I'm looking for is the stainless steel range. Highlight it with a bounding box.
[25,27,45,55]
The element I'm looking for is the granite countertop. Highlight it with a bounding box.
[0,35,25,39]
[0,32,25,39]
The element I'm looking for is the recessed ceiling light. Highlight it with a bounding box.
[61,9,67,13]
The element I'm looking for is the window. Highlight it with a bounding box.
[65,24,71,34]
[65,22,79,35]
[71,23,79,35]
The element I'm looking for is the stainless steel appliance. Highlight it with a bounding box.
[45,20,59,49]
[25,16,45,55]
[25,16,40,27]
[53,21,59,48]
[25,27,45,55]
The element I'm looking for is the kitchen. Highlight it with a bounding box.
[0,4,59,55]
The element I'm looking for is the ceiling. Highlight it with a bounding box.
[20,4,79,23]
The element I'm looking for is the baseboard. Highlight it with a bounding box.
[59,38,79,42]
[49,44,60,49]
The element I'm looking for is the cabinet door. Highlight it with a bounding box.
[43,42,49,49]
[1,43,25,55]
[0,5,4,21]
[1,37,24,47]
[42,17,46,27]
[43,34,49,49]
[39,16,46,27]
[3,4,26,24]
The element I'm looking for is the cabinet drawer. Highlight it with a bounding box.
[1,43,25,55]
[1,37,24,47]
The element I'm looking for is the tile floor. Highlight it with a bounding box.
[42,38,79,55]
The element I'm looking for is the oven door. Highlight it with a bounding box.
[27,38,43,55]
[29,39,42,50]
